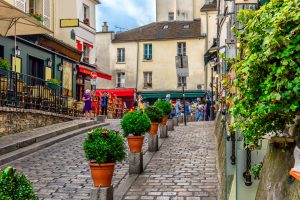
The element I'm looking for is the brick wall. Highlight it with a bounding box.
[0,109,73,137]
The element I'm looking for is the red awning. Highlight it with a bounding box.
[76,40,82,51]
[84,42,93,48]
[78,66,111,80]
[97,89,135,97]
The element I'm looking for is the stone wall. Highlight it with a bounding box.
[0,109,73,137]
[214,113,226,200]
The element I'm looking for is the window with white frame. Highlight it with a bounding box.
[15,0,26,11]
[43,0,51,29]
[144,44,152,60]
[83,4,90,20]
[117,48,125,62]
[168,12,174,21]
[116,72,125,88]
[178,76,186,87]
[143,72,152,88]
[177,42,186,56]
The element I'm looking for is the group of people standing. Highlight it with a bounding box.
[174,96,213,121]
[82,89,109,119]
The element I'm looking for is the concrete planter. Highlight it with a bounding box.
[148,133,159,152]
[173,116,178,126]
[159,124,168,138]
[167,119,174,131]
[178,115,183,123]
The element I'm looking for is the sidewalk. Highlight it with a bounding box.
[123,121,218,200]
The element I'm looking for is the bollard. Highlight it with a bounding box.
[173,116,178,126]
[90,186,113,200]
[159,124,168,138]
[148,133,159,152]
[191,115,195,121]
[178,115,183,123]
[167,119,174,131]
[129,152,143,174]
[187,116,192,122]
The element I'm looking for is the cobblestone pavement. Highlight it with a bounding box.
[123,121,218,200]
[1,119,148,200]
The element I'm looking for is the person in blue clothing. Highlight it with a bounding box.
[195,100,203,121]
[175,99,182,116]
[101,92,108,116]
[185,101,191,117]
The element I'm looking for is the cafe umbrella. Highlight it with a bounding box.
[0,0,52,70]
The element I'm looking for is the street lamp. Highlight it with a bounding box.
[182,77,186,126]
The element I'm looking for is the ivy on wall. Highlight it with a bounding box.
[230,0,300,148]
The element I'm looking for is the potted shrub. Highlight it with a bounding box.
[154,100,172,125]
[145,106,164,135]
[83,127,126,187]
[121,110,151,152]
[0,166,38,199]
[47,79,60,90]
[251,163,263,180]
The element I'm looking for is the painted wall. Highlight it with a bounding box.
[156,0,203,22]
[137,39,206,92]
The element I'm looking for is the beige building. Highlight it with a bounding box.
[96,0,218,102]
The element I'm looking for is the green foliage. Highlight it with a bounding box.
[145,106,164,123]
[83,128,126,164]
[28,11,43,22]
[0,58,10,71]
[154,100,172,116]
[251,163,263,179]
[230,0,300,149]
[0,166,38,200]
[47,79,60,86]
[121,111,151,137]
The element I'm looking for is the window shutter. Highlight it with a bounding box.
[15,0,26,11]
[182,56,188,68]
[43,0,51,29]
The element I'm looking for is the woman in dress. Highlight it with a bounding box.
[82,89,92,119]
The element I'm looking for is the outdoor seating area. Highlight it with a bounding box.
[0,69,83,117]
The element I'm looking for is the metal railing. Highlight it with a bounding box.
[0,69,70,115]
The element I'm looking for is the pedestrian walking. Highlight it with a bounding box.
[82,89,92,119]
[101,92,108,116]
[205,96,212,121]
[175,99,182,116]
[195,100,203,121]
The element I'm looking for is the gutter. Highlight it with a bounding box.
[135,41,139,96]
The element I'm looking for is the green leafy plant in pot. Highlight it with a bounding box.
[0,166,38,199]
[154,100,172,125]
[145,106,164,135]
[251,163,263,180]
[83,127,126,187]
[121,110,151,153]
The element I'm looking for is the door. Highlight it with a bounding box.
[29,56,44,80]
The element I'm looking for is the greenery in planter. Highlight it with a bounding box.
[83,128,126,164]
[0,58,10,71]
[154,100,172,116]
[145,106,164,123]
[121,110,151,137]
[47,79,60,87]
[251,163,263,180]
[28,10,43,22]
[229,0,300,149]
[0,166,38,200]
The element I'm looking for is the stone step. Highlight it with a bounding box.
[0,120,97,156]
[0,122,109,166]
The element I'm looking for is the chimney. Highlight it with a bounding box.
[102,22,108,32]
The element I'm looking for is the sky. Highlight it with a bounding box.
[96,0,156,32]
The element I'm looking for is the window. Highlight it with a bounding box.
[83,43,90,63]
[43,0,51,29]
[143,72,152,88]
[29,0,36,13]
[0,46,4,58]
[117,48,125,62]
[168,12,174,21]
[15,0,26,11]
[144,44,152,60]
[116,72,125,88]
[178,76,186,87]
[178,42,186,56]
[83,4,90,20]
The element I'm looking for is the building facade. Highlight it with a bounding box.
[96,0,218,103]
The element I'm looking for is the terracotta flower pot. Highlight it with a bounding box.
[127,136,144,153]
[162,116,168,125]
[150,122,159,135]
[89,162,115,187]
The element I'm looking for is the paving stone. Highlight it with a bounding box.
[123,122,218,199]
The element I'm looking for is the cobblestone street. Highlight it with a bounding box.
[1,120,147,200]
[1,120,218,200]
[124,121,218,200]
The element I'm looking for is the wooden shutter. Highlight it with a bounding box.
[15,0,26,11]
[43,0,51,29]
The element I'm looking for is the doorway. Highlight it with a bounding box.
[29,56,44,80]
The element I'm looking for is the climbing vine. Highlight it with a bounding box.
[230,0,300,149]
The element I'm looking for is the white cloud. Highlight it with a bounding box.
[98,0,155,26]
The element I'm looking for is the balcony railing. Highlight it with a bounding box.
[0,69,72,115]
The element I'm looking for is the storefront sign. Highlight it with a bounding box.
[60,19,79,28]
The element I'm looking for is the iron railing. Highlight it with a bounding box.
[0,69,70,115]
